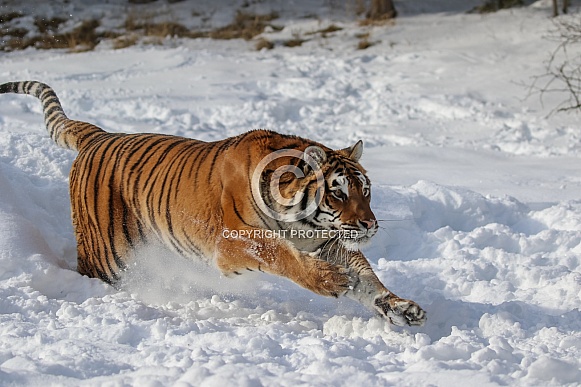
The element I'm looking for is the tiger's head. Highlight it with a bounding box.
[259,140,378,250]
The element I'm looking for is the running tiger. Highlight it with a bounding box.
[0,81,426,327]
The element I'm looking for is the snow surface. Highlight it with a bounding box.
[1,0,581,386]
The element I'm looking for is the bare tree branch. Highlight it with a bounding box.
[527,16,581,114]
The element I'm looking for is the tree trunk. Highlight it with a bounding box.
[367,0,397,20]
[552,0,558,17]
[563,0,568,14]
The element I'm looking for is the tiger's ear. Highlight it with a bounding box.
[341,140,363,162]
[302,146,327,173]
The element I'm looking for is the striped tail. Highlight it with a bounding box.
[0,81,105,151]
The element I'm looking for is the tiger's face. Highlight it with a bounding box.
[263,141,377,250]
[308,142,377,249]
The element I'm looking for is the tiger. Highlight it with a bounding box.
[0,80,426,327]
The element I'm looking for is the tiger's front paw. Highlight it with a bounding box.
[374,294,427,327]
[305,259,354,298]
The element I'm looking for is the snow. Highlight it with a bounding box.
[1,0,581,385]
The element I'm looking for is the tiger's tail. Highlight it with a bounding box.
[0,81,105,151]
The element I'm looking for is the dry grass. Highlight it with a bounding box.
[0,26,27,39]
[0,11,22,24]
[355,32,377,50]
[121,9,279,43]
[255,38,274,50]
[469,0,523,14]
[124,11,200,39]
[0,7,385,53]
[66,20,107,52]
[0,16,116,52]
[209,11,280,40]
[0,12,27,50]
[306,24,343,36]
[34,17,67,33]
[283,38,306,47]
[112,34,140,50]
[319,24,343,35]
[357,37,374,50]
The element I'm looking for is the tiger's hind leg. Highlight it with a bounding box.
[72,208,121,285]
[70,161,144,285]
[72,196,149,286]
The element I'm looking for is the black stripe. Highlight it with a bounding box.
[232,200,256,228]
[192,145,214,185]
[248,173,272,228]
[142,140,187,238]
[121,200,135,249]
[42,95,61,110]
[102,245,120,282]
[206,140,231,184]
[105,140,128,272]
[88,137,118,277]
[182,233,203,257]
[143,140,184,226]
[130,136,171,213]
[171,144,197,200]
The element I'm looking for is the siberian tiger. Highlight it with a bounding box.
[0,81,426,327]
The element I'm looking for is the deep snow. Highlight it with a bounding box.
[0,0,580,386]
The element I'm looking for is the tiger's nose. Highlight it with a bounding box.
[359,219,376,230]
